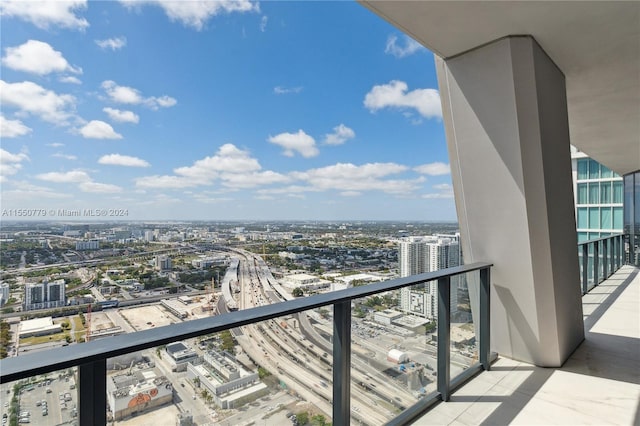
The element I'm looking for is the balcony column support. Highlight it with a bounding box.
[437,276,451,401]
[436,35,584,367]
[333,301,351,426]
[79,359,106,425]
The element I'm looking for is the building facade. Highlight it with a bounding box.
[398,235,460,319]
[24,279,66,311]
[571,147,624,242]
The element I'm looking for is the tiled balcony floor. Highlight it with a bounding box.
[414,265,640,425]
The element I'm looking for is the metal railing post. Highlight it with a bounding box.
[582,244,589,295]
[79,359,106,426]
[602,238,609,279]
[479,267,491,371]
[437,276,451,402]
[333,301,351,426]
[593,241,600,286]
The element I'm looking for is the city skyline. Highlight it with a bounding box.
[0,1,455,221]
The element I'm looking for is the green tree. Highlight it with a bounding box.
[296,412,309,426]
[292,287,304,297]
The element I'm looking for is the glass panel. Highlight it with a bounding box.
[613,207,624,230]
[577,232,589,242]
[601,182,612,203]
[577,159,589,180]
[353,286,422,423]
[600,165,613,178]
[588,232,600,241]
[450,271,479,375]
[2,368,79,426]
[577,183,588,204]
[588,183,599,204]
[600,207,612,229]
[577,207,589,229]
[589,208,600,229]
[614,180,624,204]
[589,159,600,179]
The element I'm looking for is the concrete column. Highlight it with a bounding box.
[436,36,584,367]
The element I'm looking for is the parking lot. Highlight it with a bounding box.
[16,371,78,425]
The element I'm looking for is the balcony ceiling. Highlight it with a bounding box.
[360,1,640,175]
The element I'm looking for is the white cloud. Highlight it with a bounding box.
[36,170,90,183]
[79,120,122,139]
[98,154,150,167]
[136,175,196,189]
[385,34,424,58]
[364,80,442,119]
[0,80,76,124]
[119,0,258,30]
[0,115,32,138]
[0,0,89,30]
[103,107,139,124]
[52,153,77,160]
[323,124,355,146]
[46,143,64,148]
[340,191,361,197]
[220,170,289,189]
[101,80,177,109]
[259,15,268,32]
[423,183,454,199]
[136,143,287,190]
[79,181,122,193]
[290,162,423,195]
[268,130,319,158]
[414,162,450,176]
[0,148,29,179]
[2,181,71,199]
[173,143,261,183]
[59,76,82,84]
[35,169,122,193]
[2,40,82,75]
[95,37,127,50]
[273,86,303,95]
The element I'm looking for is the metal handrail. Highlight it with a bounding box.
[0,261,493,426]
[578,233,625,294]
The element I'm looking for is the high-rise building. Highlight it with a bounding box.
[0,283,9,306]
[24,279,66,311]
[155,255,172,271]
[571,147,624,241]
[398,235,460,319]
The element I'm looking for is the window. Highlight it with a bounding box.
[577,159,589,180]
[577,207,589,229]
[600,207,612,229]
[589,159,600,179]
[613,181,623,203]
[589,207,599,229]
[613,206,623,230]
[577,232,589,242]
[601,182,611,203]
[600,165,613,178]
[588,183,599,204]
[577,183,588,204]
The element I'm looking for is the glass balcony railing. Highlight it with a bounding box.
[0,263,492,426]
[577,234,625,294]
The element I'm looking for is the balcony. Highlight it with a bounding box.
[1,262,493,426]
[1,236,638,425]
[414,264,640,425]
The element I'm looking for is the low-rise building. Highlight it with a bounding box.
[18,317,62,338]
[165,342,198,372]
[107,369,173,421]
[187,350,268,409]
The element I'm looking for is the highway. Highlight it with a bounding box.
[222,249,419,424]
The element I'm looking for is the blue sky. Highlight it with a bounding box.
[0,0,456,221]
